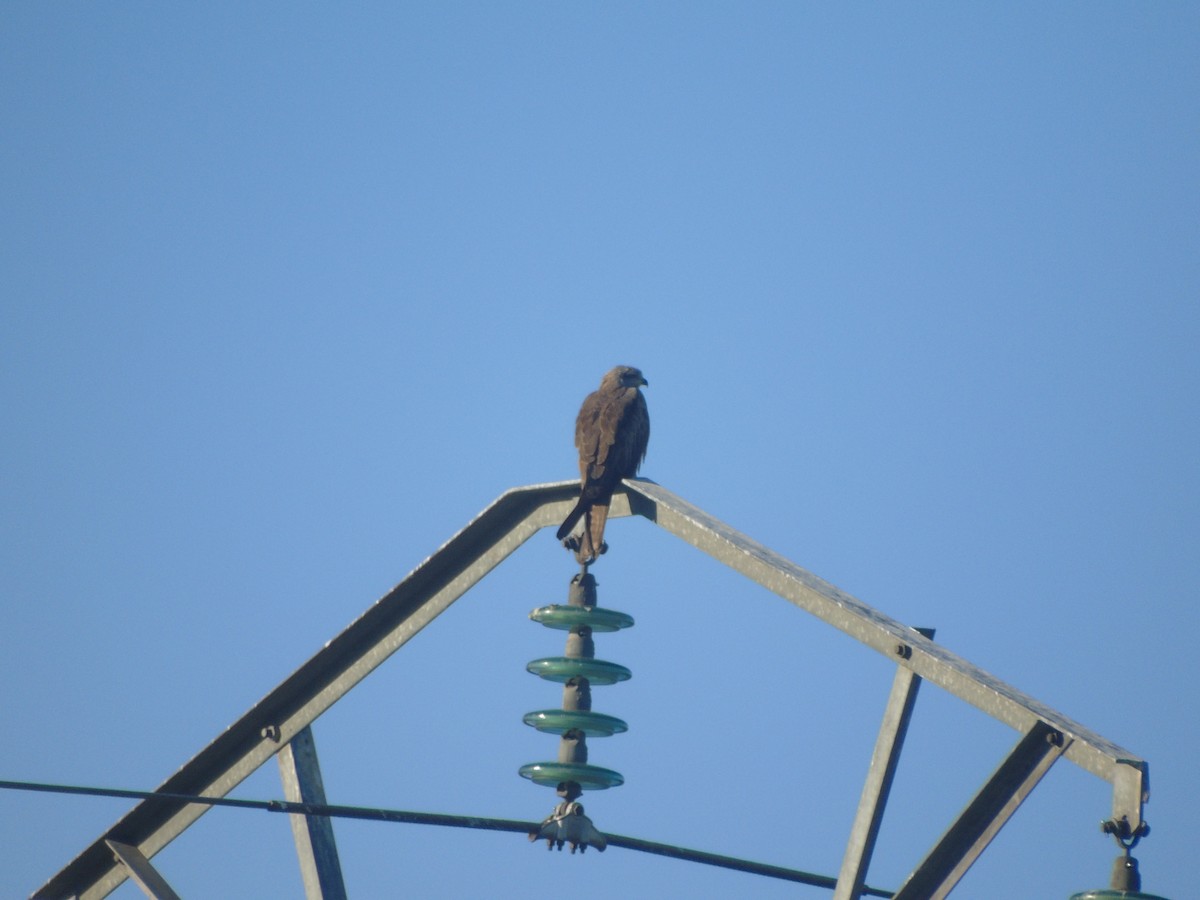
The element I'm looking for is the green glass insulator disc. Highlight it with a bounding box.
[1069,893,1171,900]
[522,709,628,737]
[525,656,631,685]
[518,762,624,790]
[529,604,634,632]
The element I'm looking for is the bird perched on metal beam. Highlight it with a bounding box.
[557,365,650,564]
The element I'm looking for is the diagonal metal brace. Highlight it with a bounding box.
[893,720,1070,899]
[277,726,347,900]
[834,628,934,900]
[104,842,181,900]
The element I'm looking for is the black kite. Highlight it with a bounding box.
[556,365,650,564]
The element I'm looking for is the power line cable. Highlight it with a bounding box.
[2,778,892,896]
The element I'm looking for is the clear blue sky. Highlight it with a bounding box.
[2,4,1196,898]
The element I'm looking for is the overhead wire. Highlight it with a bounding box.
[1,778,892,896]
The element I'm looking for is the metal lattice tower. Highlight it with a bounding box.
[29,479,1150,900]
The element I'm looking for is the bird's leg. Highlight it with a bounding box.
[569,515,597,565]
[581,512,594,562]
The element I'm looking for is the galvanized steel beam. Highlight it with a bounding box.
[277,726,347,900]
[834,627,934,900]
[34,480,596,900]
[104,841,180,900]
[621,479,1148,834]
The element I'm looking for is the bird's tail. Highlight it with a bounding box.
[556,498,588,541]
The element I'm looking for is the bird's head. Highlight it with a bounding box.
[607,365,648,389]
